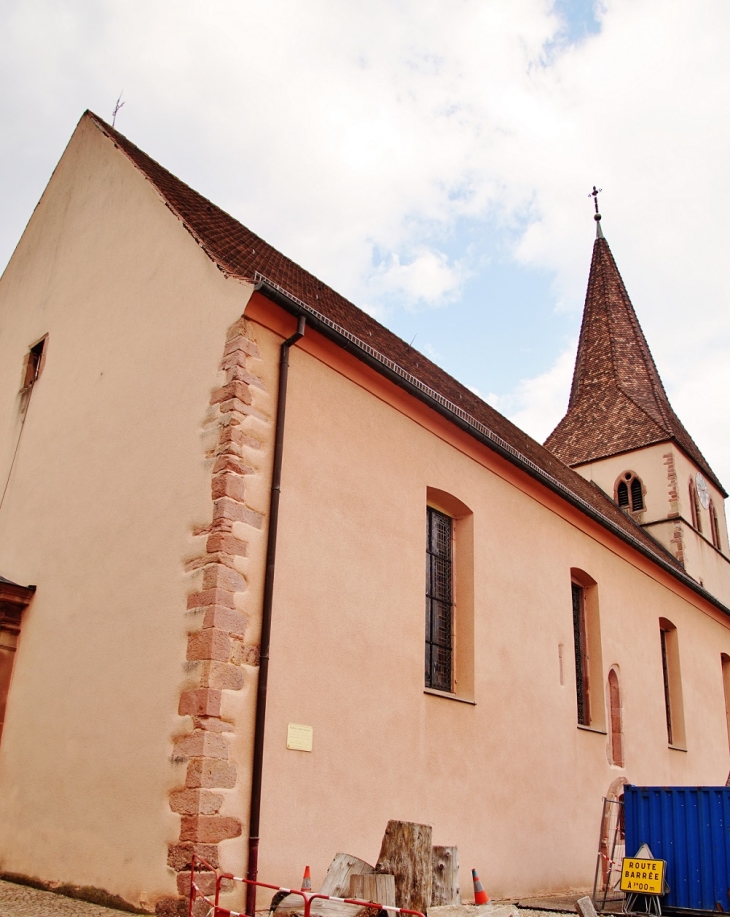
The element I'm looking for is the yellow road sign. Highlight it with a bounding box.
[620,858,665,895]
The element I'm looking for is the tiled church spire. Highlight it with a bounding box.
[545,214,725,495]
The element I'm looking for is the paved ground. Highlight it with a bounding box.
[0,881,140,917]
[0,879,586,917]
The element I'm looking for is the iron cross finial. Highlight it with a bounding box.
[589,185,602,214]
[112,92,125,128]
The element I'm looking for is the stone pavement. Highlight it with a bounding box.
[0,879,584,917]
[0,881,141,917]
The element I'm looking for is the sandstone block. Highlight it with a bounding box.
[187,588,235,610]
[167,842,220,872]
[206,532,249,557]
[217,425,247,448]
[187,629,231,662]
[179,689,222,718]
[180,815,242,843]
[224,335,260,359]
[212,453,255,476]
[211,381,253,406]
[202,563,246,594]
[230,641,260,666]
[169,788,224,816]
[193,716,234,733]
[175,872,234,898]
[201,661,245,691]
[174,730,229,760]
[218,398,260,418]
[202,606,247,636]
[211,473,247,504]
[177,871,216,898]
[186,758,237,788]
[155,896,188,917]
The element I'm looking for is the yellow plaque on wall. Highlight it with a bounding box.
[287,723,313,752]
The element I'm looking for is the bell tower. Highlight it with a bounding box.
[545,198,730,599]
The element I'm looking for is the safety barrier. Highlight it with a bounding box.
[189,855,427,917]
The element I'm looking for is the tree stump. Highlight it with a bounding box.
[349,874,396,906]
[375,820,433,913]
[431,846,460,906]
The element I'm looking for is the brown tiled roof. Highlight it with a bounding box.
[84,111,710,590]
[545,232,725,495]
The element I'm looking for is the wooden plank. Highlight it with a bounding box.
[375,820,433,913]
[431,846,460,906]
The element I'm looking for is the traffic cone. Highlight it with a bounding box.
[472,869,489,905]
[301,866,312,892]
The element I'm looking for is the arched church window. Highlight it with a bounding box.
[710,500,721,549]
[615,472,644,512]
[607,668,623,767]
[689,480,702,533]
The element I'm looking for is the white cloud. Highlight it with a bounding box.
[2,0,730,481]
[368,250,468,309]
[495,345,577,444]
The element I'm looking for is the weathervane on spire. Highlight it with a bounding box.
[589,185,604,237]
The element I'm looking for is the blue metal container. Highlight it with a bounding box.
[624,785,730,912]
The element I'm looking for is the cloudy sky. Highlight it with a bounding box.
[3,1,730,483]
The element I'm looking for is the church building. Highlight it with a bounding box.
[1,111,729,915]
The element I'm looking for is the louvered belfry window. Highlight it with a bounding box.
[617,481,629,508]
[426,507,453,692]
[630,477,643,511]
[617,473,643,512]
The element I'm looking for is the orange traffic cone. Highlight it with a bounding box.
[472,869,489,905]
[301,866,312,892]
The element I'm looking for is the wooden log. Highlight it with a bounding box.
[431,846,460,906]
[375,820,433,913]
[276,854,374,916]
[321,853,375,897]
[349,874,396,907]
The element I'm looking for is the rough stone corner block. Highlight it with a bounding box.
[167,842,220,872]
[169,787,225,816]
[180,815,243,843]
[178,688,222,718]
[185,758,237,789]
[187,628,231,662]
[201,605,247,636]
[187,586,236,610]
[202,563,246,594]
[155,897,188,917]
[176,871,217,898]
[174,730,229,760]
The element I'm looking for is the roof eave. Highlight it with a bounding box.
[254,275,730,620]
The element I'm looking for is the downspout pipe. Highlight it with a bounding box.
[246,313,306,916]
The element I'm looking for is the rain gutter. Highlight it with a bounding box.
[252,272,730,621]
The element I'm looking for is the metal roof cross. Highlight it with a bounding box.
[589,185,602,213]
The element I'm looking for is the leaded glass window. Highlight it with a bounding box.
[572,582,590,725]
[426,507,453,692]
